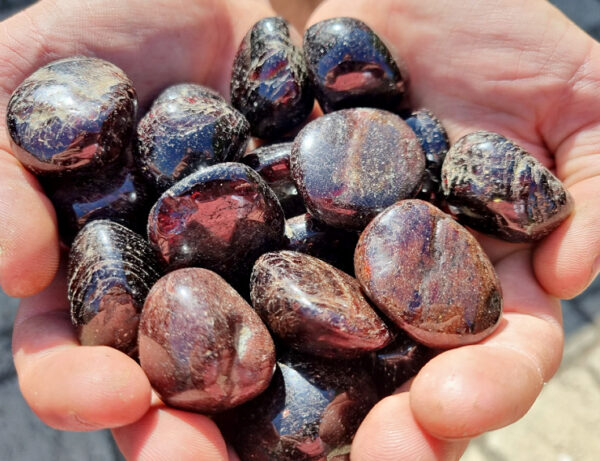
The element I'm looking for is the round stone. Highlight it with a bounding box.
[290,108,425,230]
[441,131,574,242]
[355,199,503,348]
[136,84,250,193]
[231,17,314,138]
[7,56,136,177]
[250,251,391,358]
[67,220,163,357]
[139,268,276,413]
[303,17,407,113]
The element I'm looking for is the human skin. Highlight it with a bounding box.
[2,0,599,460]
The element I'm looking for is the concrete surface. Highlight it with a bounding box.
[0,0,599,460]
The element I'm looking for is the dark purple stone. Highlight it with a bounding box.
[136,84,250,193]
[285,213,358,275]
[290,108,425,230]
[441,131,574,242]
[303,17,407,113]
[250,251,391,358]
[405,109,449,204]
[355,200,502,349]
[139,268,276,413]
[44,152,156,244]
[231,17,314,139]
[242,142,305,217]
[6,56,136,177]
[225,350,378,460]
[67,220,163,357]
[368,331,435,398]
[147,162,285,289]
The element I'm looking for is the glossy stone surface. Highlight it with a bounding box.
[7,56,136,177]
[303,17,407,113]
[368,331,435,398]
[355,200,502,348]
[231,17,314,138]
[136,84,250,193]
[67,220,163,357]
[441,131,574,242]
[242,142,305,217]
[406,109,449,204]
[45,154,156,244]
[139,268,276,413]
[226,350,377,460]
[285,213,358,274]
[250,251,391,358]
[291,108,425,230]
[147,162,285,289]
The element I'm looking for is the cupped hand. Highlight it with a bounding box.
[305,0,600,459]
[3,0,276,459]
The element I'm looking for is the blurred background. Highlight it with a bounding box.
[0,0,599,459]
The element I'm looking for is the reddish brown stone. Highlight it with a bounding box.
[290,108,425,230]
[355,200,502,348]
[250,251,391,358]
[139,268,276,414]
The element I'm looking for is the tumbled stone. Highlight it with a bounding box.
[45,153,156,244]
[7,56,136,177]
[139,268,276,413]
[285,213,358,274]
[291,108,425,230]
[250,251,391,358]
[225,350,377,460]
[136,84,250,193]
[303,17,407,113]
[367,331,435,398]
[231,17,314,138]
[355,200,502,348]
[147,162,285,289]
[242,142,305,217]
[67,220,163,357]
[441,131,574,242]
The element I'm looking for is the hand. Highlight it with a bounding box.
[3,0,277,459]
[304,0,599,458]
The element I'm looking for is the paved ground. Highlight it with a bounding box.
[0,0,599,460]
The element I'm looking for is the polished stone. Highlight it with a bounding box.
[303,17,407,113]
[250,251,391,358]
[139,268,276,413]
[231,17,314,138]
[7,56,136,177]
[291,108,425,230]
[67,220,163,357]
[355,200,503,348]
[136,83,249,193]
[441,131,574,242]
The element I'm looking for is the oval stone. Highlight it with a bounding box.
[355,200,502,348]
[136,84,250,193]
[242,142,305,217]
[303,17,407,113]
[441,131,574,242]
[7,56,136,177]
[67,220,163,357]
[225,350,377,460]
[290,108,425,230]
[147,162,285,289]
[139,268,276,413]
[250,251,391,358]
[231,17,314,138]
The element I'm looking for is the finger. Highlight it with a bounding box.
[351,393,468,461]
[112,406,228,461]
[12,266,151,431]
[410,250,563,439]
[0,150,59,296]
